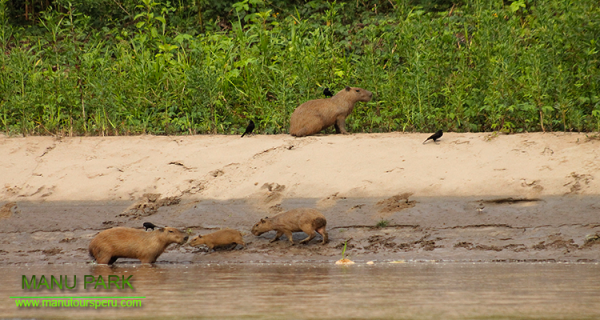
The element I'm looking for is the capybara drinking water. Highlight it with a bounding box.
[189,229,245,250]
[251,208,328,245]
[289,86,373,137]
[89,226,188,264]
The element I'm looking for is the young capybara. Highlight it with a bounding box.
[89,226,189,264]
[251,208,328,245]
[289,86,373,137]
[189,229,245,251]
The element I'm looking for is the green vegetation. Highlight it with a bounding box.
[340,240,349,260]
[376,219,390,228]
[1,0,599,136]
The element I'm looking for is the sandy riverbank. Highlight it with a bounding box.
[1,132,599,264]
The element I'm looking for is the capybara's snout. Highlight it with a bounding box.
[178,234,189,244]
[188,236,201,247]
[364,89,373,101]
[167,228,189,245]
[251,222,268,236]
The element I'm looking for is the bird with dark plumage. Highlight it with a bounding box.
[323,88,333,97]
[241,120,255,137]
[423,130,443,144]
[143,222,158,231]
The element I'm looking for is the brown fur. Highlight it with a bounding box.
[289,86,373,137]
[251,208,328,245]
[88,226,188,264]
[189,229,245,250]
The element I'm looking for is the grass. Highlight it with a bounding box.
[341,240,349,260]
[1,0,599,136]
[376,219,390,228]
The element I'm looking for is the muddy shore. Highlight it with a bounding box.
[1,132,599,264]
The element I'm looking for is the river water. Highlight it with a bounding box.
[2,262,599,319]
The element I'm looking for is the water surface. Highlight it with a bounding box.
[2,262,599,319]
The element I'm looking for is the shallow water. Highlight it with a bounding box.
[2,262,600,319]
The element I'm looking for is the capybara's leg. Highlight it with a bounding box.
[140,254,158,264]
[335,116,348,134]
[283,231,295,245]
[334,123,341,134]
[300,230,316,244]
[94,250,114,265]
[237,239,246,248]
[270,231,283,243]
[291,129,306,137]
[296,117,325,137]
[94,254,110,265]
[317,227,329,244]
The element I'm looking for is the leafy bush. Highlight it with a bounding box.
[0,0,599,136]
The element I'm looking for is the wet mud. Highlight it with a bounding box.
[1,194,599,265]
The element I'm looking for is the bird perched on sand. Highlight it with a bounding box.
[241,120,255,137]
[323,87,333,97]
[143,222,158,231]
[423,130,443,144]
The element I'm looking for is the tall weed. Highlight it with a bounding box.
[0,0,599,135]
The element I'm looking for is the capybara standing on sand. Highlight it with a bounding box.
[89,226,188,264]
[189,229,245,250]
[251,208,328,245]
[289,86,373,137]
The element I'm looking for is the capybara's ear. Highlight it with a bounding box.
[260,219,265,223]
[157,227,165,232]
[345,86,350,91]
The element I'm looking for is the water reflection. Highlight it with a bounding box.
[1,262,599,319]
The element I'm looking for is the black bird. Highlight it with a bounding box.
[143,222,157,231]
[241,120,255,137]
[423,130,443,144]
[323,87,333,97]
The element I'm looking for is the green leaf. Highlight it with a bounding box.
[510,0,526,12]
[174,34,193,44]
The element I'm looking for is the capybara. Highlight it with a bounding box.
[189,229,245,250]
[289,86,373,137]
[251,208,328,245]
[89,226,188,264]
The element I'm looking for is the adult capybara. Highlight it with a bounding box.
[289,86,373,137]
[251,208,328,245]
[189,229,245,250]
[89,226,188,264]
